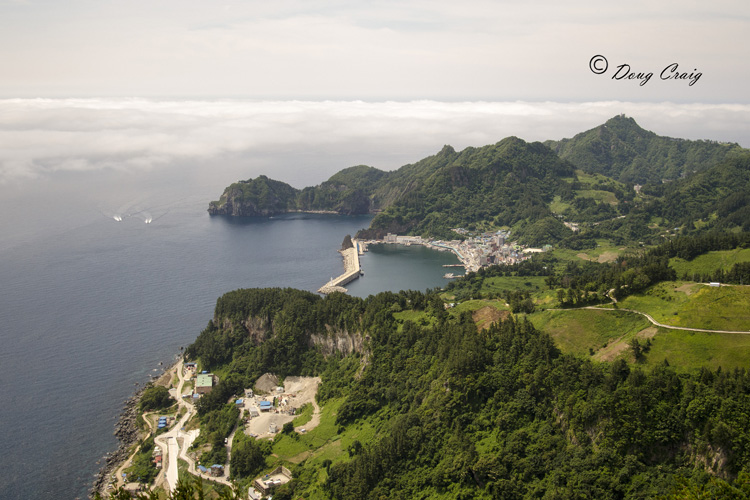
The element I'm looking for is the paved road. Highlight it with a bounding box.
[155,359,200,492]
[166,436,179,489]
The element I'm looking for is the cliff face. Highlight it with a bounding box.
[217,313,365,356]
[309,327,366,357]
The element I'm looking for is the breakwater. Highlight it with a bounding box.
[318,243,362,294]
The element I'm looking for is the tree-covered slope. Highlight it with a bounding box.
[208,175,300,216]
[208,137,578,243]
[182,286,750,500]
[207,117,750,246]
[655,151,750,232]
[544,115,744,184]
[361,137,576,242]
[208,166,392,216]
[297,165,390,214]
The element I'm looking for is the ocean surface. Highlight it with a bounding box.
[0,187,459,499]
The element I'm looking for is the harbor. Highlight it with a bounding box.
[318,229,542,295]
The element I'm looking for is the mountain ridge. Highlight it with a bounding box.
[208,116,749,245]
[544,115,743,184]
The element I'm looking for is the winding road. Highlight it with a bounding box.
[582,305,750,334]
[552,286,750,335]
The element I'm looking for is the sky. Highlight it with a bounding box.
[0,0,748,185]
[1,0,748,101]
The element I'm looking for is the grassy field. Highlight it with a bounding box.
[291,402,314,427]
[551,241,632,266]
[270,397,381,466]
[669,248,750,278]
[270,398,345,462]
[266,397,383,499]
[529,305,750,370]
[616,281,750,331]
[447,299,508,314]
[550,170,627,220]
[481,275,547,293]
[550,195,571,214]
[576,189,618,205]
[643,328,750,372]
[529,308,650,358]
[392,309,435,330]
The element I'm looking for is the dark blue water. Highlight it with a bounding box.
[348,243,460,297]
[0,186,457,499]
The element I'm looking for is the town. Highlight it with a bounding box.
[376,229,550,274]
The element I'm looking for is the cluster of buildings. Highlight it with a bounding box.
[378,230,548,274]
[241,385,301,436]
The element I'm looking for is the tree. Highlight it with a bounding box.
[139,385,172,412]
[230,433,270,479]
[630,338,643,362]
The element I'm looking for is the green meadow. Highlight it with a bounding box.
[670,247,750,277]
[616,281,750,332]
[529,308,650,358]
[643,328,750,372]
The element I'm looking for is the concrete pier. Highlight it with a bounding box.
[318,244,362,294]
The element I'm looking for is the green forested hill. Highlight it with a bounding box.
[544,115,743,184]
[207,117,750,247]
[209,137,578,243]
[180,285,750,500]
[208,166,391,216]
[362,137,576,241]
[208,175,299,216]
[656,151,750,232]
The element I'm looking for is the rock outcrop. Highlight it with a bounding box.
[309,327,365,357]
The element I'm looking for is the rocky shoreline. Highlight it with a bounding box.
[88,386,144,498]
[89,358,183,498]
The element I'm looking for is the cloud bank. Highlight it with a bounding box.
[1,1,748,101]
[0,99,748,184]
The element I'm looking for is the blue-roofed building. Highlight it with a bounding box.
[197,465,208,474]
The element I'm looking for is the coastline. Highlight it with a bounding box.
[90,357,183,499]
[89,387,144,498]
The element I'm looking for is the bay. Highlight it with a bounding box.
[0,192,456,499]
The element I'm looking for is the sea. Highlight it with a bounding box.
[0,172,460,500]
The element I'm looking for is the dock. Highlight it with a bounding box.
[318,243,362,294]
